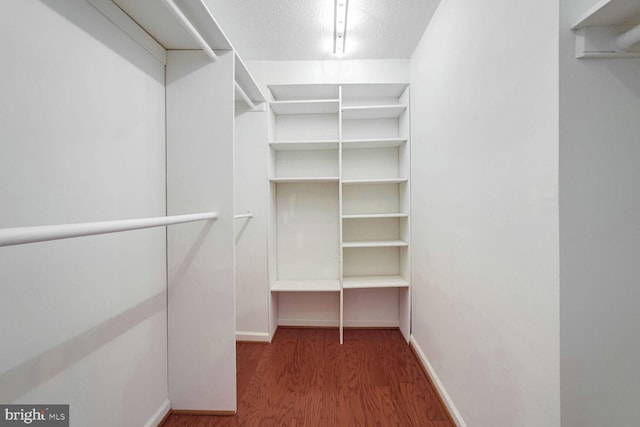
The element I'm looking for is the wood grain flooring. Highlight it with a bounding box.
[161,328,454,426]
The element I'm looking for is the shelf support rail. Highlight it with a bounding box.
[0,212,218,247]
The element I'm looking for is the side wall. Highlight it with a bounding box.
[0,1,168,425]
[409,1,560,425]
[560,1,640,425]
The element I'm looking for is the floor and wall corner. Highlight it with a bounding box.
[1,1,639,426]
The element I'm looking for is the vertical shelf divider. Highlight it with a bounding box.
[338,85,344,345]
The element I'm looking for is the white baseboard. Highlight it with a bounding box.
[236,331,271,342]
[343,320,400,328]
[278,319,339,327]
[409,336,467,427]
[144,398,171,427]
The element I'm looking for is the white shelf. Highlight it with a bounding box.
[341,84,409,100]
[343,275,409,289]
[342,178,408,185]
[108,0,265,103]
[573,0,640,28]
[270,177,339,183]
[342,105,407,120]
[269,141,339,151]
[342,213,408,219]
[342,240,409,248]
[342,138,407,149]
[271,279,341,292]
[270,84,339,101]
[271,100,340,115]
[572,0,640,59]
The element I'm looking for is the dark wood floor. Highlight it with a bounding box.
[161,328,454,426]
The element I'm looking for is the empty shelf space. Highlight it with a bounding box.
[270,100,339,115]
[342,178,408,185]
[343,275,409,289]
[269,140,339,150]
[342,105,407,120]
[271,279,341,292]
[342,240,409,248]
[269,84,339,101]
[342,138,407,149]
[270,177,339,183]
[342,213,408,219]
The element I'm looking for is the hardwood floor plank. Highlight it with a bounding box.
[162,328,455,427]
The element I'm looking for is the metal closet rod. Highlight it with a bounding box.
[615,23,640,51]
[163,0,218,61]
[234,210,254,220]
[0,212,218,247]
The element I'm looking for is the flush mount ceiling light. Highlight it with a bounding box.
[333,0,349,55]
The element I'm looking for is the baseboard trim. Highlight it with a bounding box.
[145,398,171,427]
[343,320,400,328]
[409,336,467,427]
[236,331,271,342]
[278,319,339,327]
[170,409,236,416]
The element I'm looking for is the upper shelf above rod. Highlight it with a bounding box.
[572,0,640,58]
[90,0,265,105]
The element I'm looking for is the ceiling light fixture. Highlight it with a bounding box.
[333,0,349,55]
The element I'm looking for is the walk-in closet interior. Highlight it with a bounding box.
[2,0,640,426]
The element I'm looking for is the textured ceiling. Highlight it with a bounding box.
[203,0,440,60]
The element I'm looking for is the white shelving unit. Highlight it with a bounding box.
[267,83,411,343]
[572,0,640,58]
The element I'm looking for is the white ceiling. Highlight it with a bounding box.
[203,0,440,61]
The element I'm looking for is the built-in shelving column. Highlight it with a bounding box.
[340,84,411,341]
[267,85,341,334]
[266,83,411,343]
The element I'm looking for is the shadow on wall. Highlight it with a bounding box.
[39,0,164,84]
[0,291,166,402]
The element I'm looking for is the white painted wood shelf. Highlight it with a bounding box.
[572,0,640,58]
[269,141,339,151]
[102,0,265,104]
[342,138,407,149]
[342,240,409,248]
[342,178,408,185]
[342,105,407,120]
[271,280,341,292]
[342,213,408,219]
[269,177,339,183]
[270,100,340,115]
[343,275,409,289]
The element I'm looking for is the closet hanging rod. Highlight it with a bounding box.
[163,0,218,61]
[0,212,218,247]
[614,23,640,50]
[234,210,254,220]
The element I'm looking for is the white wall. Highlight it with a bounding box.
[409,1,560,425]
[559,1,640,425]
[0,1,168,425]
